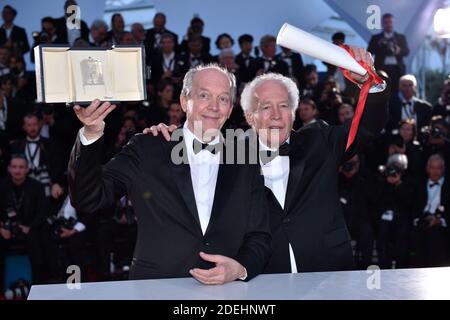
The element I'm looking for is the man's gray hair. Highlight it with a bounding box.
[181,63,237,105]
[427,153,446,169]
[91,19,108,30]
[240,73,299,114]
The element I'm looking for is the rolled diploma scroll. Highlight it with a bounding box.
[276,23,367,76]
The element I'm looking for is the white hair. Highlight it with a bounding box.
[240,73,299,115]
[399,74,418,88]
[427,154,445,170]
[181,63,237,105]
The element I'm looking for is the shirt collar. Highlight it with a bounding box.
[163,51,175,60]
[183,121,221,155]
[259,136,290,152]
[428,177,445,187]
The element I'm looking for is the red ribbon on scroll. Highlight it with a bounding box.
[339,44,384,151]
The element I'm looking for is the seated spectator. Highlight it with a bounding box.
[413,154,450,267]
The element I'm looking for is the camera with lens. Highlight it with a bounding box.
[421,125,444,140]
[415,206,445,229]
[32,31,50,44]
[342,161,356,173]
[3,208,21,235]
[379,153,408,179]
[46,215,77,239]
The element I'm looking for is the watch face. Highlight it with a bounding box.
[80,57,105,86]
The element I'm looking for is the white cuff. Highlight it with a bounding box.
[73,222,86,233]
[79,123,105,145]
[238,267,248,281]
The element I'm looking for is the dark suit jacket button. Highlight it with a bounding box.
[204,241,210,246]
[283,218,291,224]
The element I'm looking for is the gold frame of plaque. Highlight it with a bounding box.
[34,44,147,104]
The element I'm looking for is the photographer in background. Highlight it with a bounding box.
[0,155,49,291]
[368,13,409,93]
[45,194,89,282]
[385,121,424,185]
[421,116,450,171]
[375,153,414,269]
[432,76,450,122]
[413,154,449,267]
[30,17,62,63]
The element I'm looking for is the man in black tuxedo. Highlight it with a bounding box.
[387,74,432,133]
[9,113,65,201]
[413,154,450,267]
[150,33,188,87]
[145,12,178,57]
[180,17,211,56]
[276,46,304,84]
[254,35,288,77]
[53,0,90,46]
[0,5,29,57]
[240,48,390,273]
[368,13,409,93]
[182,35,213,69]
[235,34,257,84]
[69,64,271,284]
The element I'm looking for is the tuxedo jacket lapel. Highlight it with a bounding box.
[163,135,203,236]
[284,132,307,214]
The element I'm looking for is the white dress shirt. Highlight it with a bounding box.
[424,177,447,227]
[58,196,86,232]
[25,136,41,170]
[163,52,175,72]
[183,122,220,235]
[259,138,298,273]
[79,122,220,235]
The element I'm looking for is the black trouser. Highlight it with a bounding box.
[96,220,137,280]
[0,230,48,291]
[377,218,410,269]
[358,219,376,270]
[57,231,89,283]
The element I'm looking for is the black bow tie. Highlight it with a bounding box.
[402,101,412,107]
[260,142,290,165]
[26,140,39,144]
[193,139,221,155]
[429,182,440,188]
